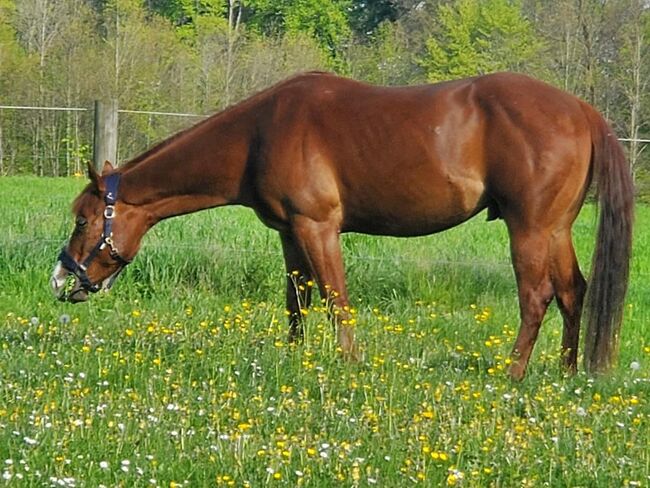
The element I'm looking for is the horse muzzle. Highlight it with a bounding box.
[50,261,86,302]
[50,260,120,303]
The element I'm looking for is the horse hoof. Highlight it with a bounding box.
[342,346,362,362]
[508,364,526,381]
[287,331,305,344]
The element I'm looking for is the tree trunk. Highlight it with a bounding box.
[225,0,243,106]
[628,26,643,178]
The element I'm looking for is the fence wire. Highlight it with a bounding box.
[0,104,648,177]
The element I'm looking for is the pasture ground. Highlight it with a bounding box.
[0,177,648,487]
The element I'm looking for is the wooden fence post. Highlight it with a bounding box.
[93,99,118,172]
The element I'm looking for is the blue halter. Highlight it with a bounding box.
[58,173,131,294]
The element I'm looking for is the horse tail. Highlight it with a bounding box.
[582,103,634,374]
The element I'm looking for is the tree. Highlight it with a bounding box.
[98,0,197,158]
[240,33,328,93]
[0,0,28,174]
[13,0,74,174]
[348,0,399,38]
[419,0,542,82]
[47,0,99,175]
[245,0,352,63]
[617,2,650,178]
[190,6,244,109]
[348,20,415,85]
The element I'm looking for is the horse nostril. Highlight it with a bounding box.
[69,288,89,303]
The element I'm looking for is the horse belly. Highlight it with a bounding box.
[342,175,487,237]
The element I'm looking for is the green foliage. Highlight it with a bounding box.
[0,0,26,94]
[347,0,399,37]
[245,0,352,59]
[348,21,414,85]
[420,0,542,81]
[148,0,228,42]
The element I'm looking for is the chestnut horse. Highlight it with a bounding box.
[51,72,633,379]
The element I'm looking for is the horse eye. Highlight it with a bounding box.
[75,216,88,228]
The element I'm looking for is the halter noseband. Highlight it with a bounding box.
[58,173,131,293]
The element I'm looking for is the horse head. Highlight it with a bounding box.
[50,161,151,302]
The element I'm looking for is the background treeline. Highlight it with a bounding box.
[0,0,649,189]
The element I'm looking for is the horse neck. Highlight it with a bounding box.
[119,110,255,222]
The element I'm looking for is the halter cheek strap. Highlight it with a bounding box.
[58,173,131,293]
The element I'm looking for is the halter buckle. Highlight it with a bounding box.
[104,205,116,219]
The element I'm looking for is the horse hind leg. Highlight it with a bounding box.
[550,231,586,375]
[508,229,555,380]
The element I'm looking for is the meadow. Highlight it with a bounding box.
[0,176,648,487]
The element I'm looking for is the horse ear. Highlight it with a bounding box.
[102,160,114,175]
[86,162,104,191]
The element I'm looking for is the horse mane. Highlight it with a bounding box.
[118,71,335,172]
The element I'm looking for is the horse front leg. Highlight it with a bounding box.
[289,215,359,360]
[280,232,313,343]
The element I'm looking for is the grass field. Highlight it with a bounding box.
[0,176,648,487]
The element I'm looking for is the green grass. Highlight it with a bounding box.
[0,176,648,487]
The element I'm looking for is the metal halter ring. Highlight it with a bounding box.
[104,205,116,219]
